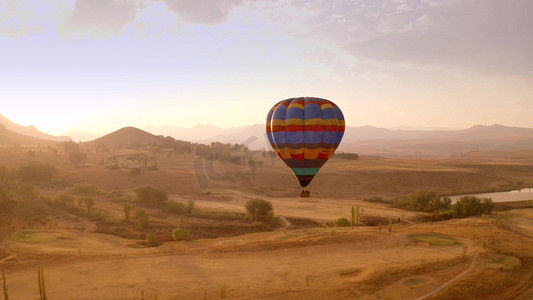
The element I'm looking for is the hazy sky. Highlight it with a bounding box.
[1,0,533,138]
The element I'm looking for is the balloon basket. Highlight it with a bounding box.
[300,190,310,197]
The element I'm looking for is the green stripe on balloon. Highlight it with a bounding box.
[291,167,320,176]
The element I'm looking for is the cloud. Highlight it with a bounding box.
[345,0,533,76]
[163,0,244,25]
[62,0,139,37]
[261,0,533,77]
[0,0,68,38]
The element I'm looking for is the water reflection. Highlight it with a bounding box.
[450,188,533,203]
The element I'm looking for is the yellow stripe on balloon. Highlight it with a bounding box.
[288,102,305,110]
[274,147,292,159]
[320,103,333,110]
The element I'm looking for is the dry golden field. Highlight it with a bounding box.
[1,146,533,299]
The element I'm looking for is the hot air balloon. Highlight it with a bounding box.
[266,97,345,197]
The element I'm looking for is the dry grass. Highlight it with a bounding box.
[0,147,533,299]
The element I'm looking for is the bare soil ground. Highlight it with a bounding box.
[1,147,533,299]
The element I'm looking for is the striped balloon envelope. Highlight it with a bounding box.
[266,97,345,192]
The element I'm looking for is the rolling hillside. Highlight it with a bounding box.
[0,113,70,142]
[0,124,56,145]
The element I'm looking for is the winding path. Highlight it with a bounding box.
[414,252,480,300]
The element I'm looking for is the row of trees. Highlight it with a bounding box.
[394,191,494,218]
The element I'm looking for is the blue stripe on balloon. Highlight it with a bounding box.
[285,131,303,144]
[303,102,322,119]
[304,131,324,145]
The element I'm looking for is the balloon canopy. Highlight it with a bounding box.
[266,97,345,188]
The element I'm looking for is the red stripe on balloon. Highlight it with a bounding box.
[317,152,329,159]
[270,125,344,132]
[291,153,305,160]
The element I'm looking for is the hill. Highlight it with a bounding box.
[81,126,166,149]
[0,124,57,146]
[0,113,70,142]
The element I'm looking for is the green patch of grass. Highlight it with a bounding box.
[13,230,73,244]
[403,277,428,286]
[407,233,460,246]
[339,268,362,277]
[275,233,304,240]
[488,253,514,264]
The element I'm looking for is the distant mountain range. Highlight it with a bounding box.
[2,113,533,157]
[0,113,71,142]
[158,123,533,157]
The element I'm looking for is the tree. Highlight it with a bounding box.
[351,206,355,229]
[145,234,160,247]
[481,198,494,214]
[244,198,274,223]
[56,193,75,208]
[0,185,15,214]
[82,197,94,212]
[172,228,190,241]
[0,165,10,183]
[135,186,168,207]
[135,209,150,231]
[187,199,195,213]
[124,204,134,221]
[356,205,360,229]
[335,218,351,227]
[18,163,56,182]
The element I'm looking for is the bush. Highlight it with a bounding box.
[172,228,190,241]
[453,196,493,217]
[395,191,451,213]
[129,167,141,176]
[0,185,15,213]
[18,163,56,182]
[56,193,75,208]
[124,204,134,221]
[73,184,101,195]
[0,164,11,182]
[135,186,168,207]
[145,234,160,247]
[165,201,186,214]
[135,209,150,231]
[80,197,95,212]
[335,218,351,227]
[244,198,274,223]
[18,184,38,201]
[187,199,195,213]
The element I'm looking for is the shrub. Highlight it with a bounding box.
[18,163,56,182]
[135,209,150,231]
[81,197,95,212]
[172,228,190,241]
[334,218,351,227]
[395,192,451,213]
[129,167,141,176]
[0,164,11,182]
[244,198,274,223]
[18,184,38,201]
[145,234,160,247]
[124,204,134,221]
[56,193,75,208]
[187,199,195,213]
[453,196,494,217]
[135,186,168,207]
[73,184,101,195]
[0,185,15,213]
[165,201,186,214]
